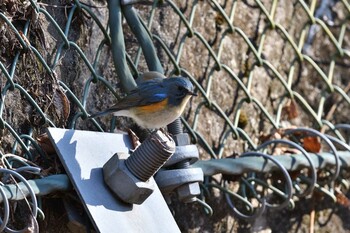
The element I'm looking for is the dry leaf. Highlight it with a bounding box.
[289,170,301,180]
[336,191,350,208]
[259,130,282,143]
[238,111,248,129]
[37,132,56,155]
[282,99,299,120]
[53,87,70,125]
[215,14,225,26]
[303,136,321,153]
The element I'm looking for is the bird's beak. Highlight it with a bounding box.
[187,90,198,96]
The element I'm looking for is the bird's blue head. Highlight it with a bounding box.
[164,77,197,106]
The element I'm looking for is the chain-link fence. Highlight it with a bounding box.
[1,0,350,232]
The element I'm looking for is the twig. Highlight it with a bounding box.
[310,196,315,233]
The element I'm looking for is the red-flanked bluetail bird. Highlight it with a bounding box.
[89,74,197,129]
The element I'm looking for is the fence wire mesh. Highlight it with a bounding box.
[1,0,350,231]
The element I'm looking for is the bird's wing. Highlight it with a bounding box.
[112,88,168,111]
[124,84,167,107]
[89,81,167,118]
[107,82,167,111]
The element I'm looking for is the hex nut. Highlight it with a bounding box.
[172,133,190,146]
[164,144,199,167]
[177,182,201,203]
[103,153,155,205]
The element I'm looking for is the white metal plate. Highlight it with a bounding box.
[47,128,180,233]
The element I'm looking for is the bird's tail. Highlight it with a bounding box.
[88,108,118,119]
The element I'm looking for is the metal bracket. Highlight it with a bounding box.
[47,128,180,233]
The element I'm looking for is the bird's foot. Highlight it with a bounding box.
[127,128,141,150]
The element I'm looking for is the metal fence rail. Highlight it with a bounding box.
[1,0,350,230]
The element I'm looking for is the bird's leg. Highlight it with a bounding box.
[146,128,154,134]
[159,127,166,134]
[159,127,172,137]
[127,128,141,151]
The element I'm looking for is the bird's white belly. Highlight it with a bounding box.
[114,95,192,129]
[130,106,182,129]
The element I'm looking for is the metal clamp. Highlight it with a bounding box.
[155,119,204,203]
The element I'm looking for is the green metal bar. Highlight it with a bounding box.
[123,5,163,73]
[195,151,350,176]
[108,0,137,93]
[0,175,71,202]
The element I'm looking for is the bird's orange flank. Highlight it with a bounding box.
[136,98,169,113]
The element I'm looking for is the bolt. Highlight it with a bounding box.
[167,118,183,135]
[103,130,175,204]
[125,130,175,181]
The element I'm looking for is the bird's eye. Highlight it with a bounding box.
[176,86,187,97]
[177,86,185,91]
